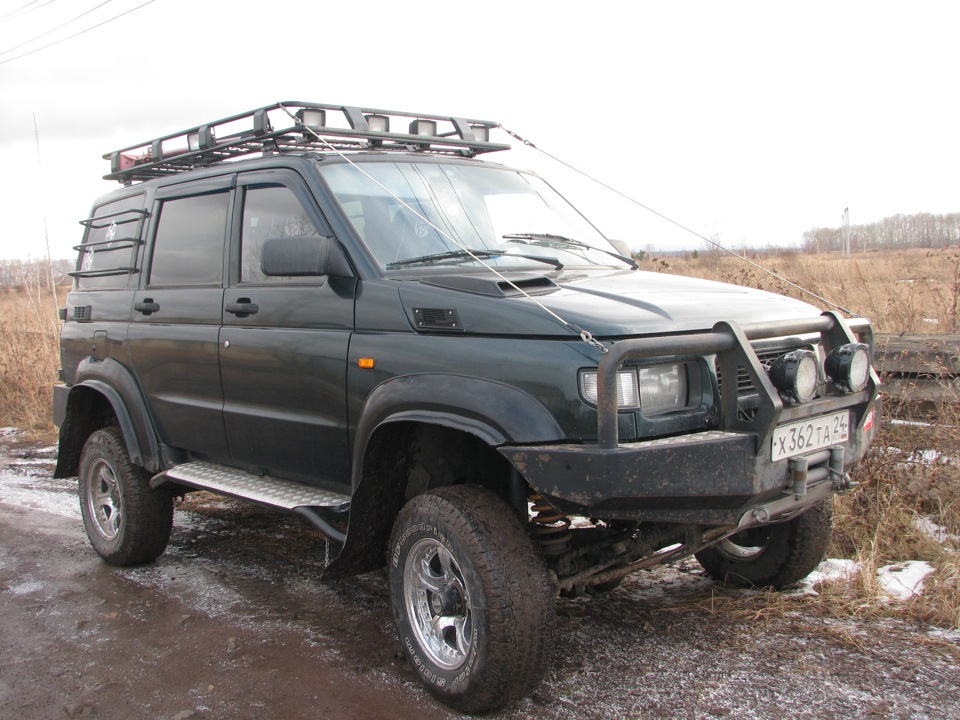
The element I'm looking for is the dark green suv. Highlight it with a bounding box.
[54,102,879,712]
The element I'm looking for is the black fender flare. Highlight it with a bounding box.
[350,373,565,489]
[323,374,563,580]
[54,358,160,477]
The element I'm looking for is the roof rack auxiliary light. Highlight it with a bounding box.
[409,119,437,136]
[296,108,326,130]
[102,102,509,184]
[469,124,490,142]
[365,114,390,133]
[187,125,216,152]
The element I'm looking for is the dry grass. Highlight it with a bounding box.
[659,247,960,333]
[0,283,62,438]
[831,412,960,630]
[656,247,960,630]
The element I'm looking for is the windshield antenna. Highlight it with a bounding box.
[498,125,859,318]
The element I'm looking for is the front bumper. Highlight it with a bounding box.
[500,312,880,526]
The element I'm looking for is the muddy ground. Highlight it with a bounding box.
[1,429,958,720]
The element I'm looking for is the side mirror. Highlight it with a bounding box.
[261,235,353,278]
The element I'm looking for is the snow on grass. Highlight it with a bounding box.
[796,558,936,601]
[792,558,859,596]
[914,516,960,549]
[877,561,936,600]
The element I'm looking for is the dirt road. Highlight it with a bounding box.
[1,430,957,720]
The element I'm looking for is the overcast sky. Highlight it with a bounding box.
[1,0,958,261]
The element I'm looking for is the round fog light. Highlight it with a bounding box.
[825,343,871,393]
[769,349,820,403]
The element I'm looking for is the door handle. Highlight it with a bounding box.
[225,300,259,317]
[134,299,160,315]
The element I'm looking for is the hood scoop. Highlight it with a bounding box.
[422,273,559,297]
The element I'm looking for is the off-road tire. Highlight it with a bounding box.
[695,499,833,589]
[78,426,173,566]
[388,485,554,713]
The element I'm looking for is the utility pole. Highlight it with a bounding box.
[842,205,850,257]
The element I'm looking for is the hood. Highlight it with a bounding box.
[396,268,821,338]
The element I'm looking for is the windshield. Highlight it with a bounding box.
[317,160,625,272]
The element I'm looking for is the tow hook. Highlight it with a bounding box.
[829,446,858,493]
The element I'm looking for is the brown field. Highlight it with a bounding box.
[0,283,62,435]
[661,247,960,334]
[1,249,958,629]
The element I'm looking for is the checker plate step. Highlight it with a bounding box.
[163,461,350,510]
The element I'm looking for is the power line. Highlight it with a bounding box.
[0,1,40,23]
[0,0,58,24]
[0,0,156,65]
[0,1,38,23]
[499,125,860,317]
[0,0,114,57]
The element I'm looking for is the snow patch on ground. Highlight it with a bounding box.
[8,579,45,596]
[0,483,79,519]
[881,444,953,466]
[0,434,79,519]
[794,558,859,595]
[877,561,936,600]
[889,418,936,428]
[795,558,936,601]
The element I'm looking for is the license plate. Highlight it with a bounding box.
[771,411,850,461]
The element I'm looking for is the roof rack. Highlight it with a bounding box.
[103,101,510,184]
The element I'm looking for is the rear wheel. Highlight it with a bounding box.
[695,500,833,589]
[79,427,173,566]
[388,485,554,713]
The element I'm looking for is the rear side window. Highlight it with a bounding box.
[149,192,229,286]
[76,195,146,290]
[240,185,319,283]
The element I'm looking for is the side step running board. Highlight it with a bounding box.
[153,461,350,543]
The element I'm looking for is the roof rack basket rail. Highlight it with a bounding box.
[103,101,510,184]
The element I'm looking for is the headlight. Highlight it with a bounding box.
[580,363,687,415]
[769,349,820,404]
[580,370,639,408]
[637,364,688,416]
[825,343,871,393]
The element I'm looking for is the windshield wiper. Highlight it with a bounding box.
[387,248,563,270]
[503,233,638,270]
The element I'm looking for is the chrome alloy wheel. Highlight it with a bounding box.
[403,537,473,671]
[85,457,122,540]
[715,526,774,560]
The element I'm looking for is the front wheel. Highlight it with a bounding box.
[79,427,173,566]
[388,485,554,713]
[695,499,833,589]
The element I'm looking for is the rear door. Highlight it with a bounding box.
[128,176,232,459]
[219,170,356,485]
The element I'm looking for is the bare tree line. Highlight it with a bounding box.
[0,259,73,290]
[803,212,960,254]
